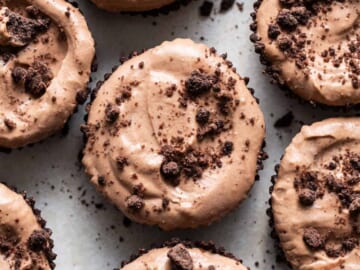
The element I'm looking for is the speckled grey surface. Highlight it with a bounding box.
[0,1,354,269]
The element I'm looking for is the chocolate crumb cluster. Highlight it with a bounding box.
[1,5,54,98]
[12,60,54,98]
[251,0,360,90]
[294,151,360,258]
[157,68,239,186]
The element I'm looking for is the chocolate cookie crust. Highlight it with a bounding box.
[89,0,189,13]
[0,182,56,269]
[251,0,360,106]
[271,118,360,270]
[82,39,266,230]
[119,239,249,270]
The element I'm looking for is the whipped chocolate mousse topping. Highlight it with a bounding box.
[0,0,95,148]
[0,183,55,270]
[89,0,176,12]
[82,39,266,230]
[272,118,360,270]
[252,0,360,106]
[121,242,248,270]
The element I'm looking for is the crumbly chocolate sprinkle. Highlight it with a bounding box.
[12,61,53,98]
[5,7,50,46]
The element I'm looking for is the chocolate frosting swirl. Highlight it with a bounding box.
[273,118,360,270]
[0,0,95,148]
[82,39,265,230]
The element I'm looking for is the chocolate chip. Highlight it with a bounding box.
[349,198,360,217]
[105,104,119,124]
[161,161,181,185]
[303,227,324,249]
[27,230,47,252]
[185,71,213,98]
[196,108,210,124]
[298,188,316,206]
[126,195,144,212]
[222,141,234,156]
[167,244,193,270]
[199,0,213,16]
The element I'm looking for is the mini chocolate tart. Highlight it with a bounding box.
[88,0,186,12]
[82,39,266,230]
[0,0,95,149]
[119,239,249,270]
[272,118,360,270]
[0,182,56,269]
[251,0,360,107]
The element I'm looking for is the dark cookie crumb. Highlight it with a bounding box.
[199,0,214,16]
[167,244,194,270]
[298,188,316,206]
[303,227,324,249]
[126,195,144,212]
[220,0,235,12]
[274,111,294,128]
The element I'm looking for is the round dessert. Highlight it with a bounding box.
[120,240,249,270]
[252,0,360,106]
[272,118,360,270]
[0,0,95,149]
[82,39,266,230]
[89,0,177,12]
[0,182,56,269]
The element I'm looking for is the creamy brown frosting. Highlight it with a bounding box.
[254,0,360,106]
[121,244,248,270]
[82,39,265,230]
[0,182,55,270]
[272,118,360,270]
[89,0,176,12]
[0,0,95,148]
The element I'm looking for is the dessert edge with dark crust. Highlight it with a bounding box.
[88,0,191,14]
[269,118,360,270]
[81,39,267,231]
[0,0,95,149]
[250,0,360,108]
[0,182,56,269]
[118,238,249,270]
